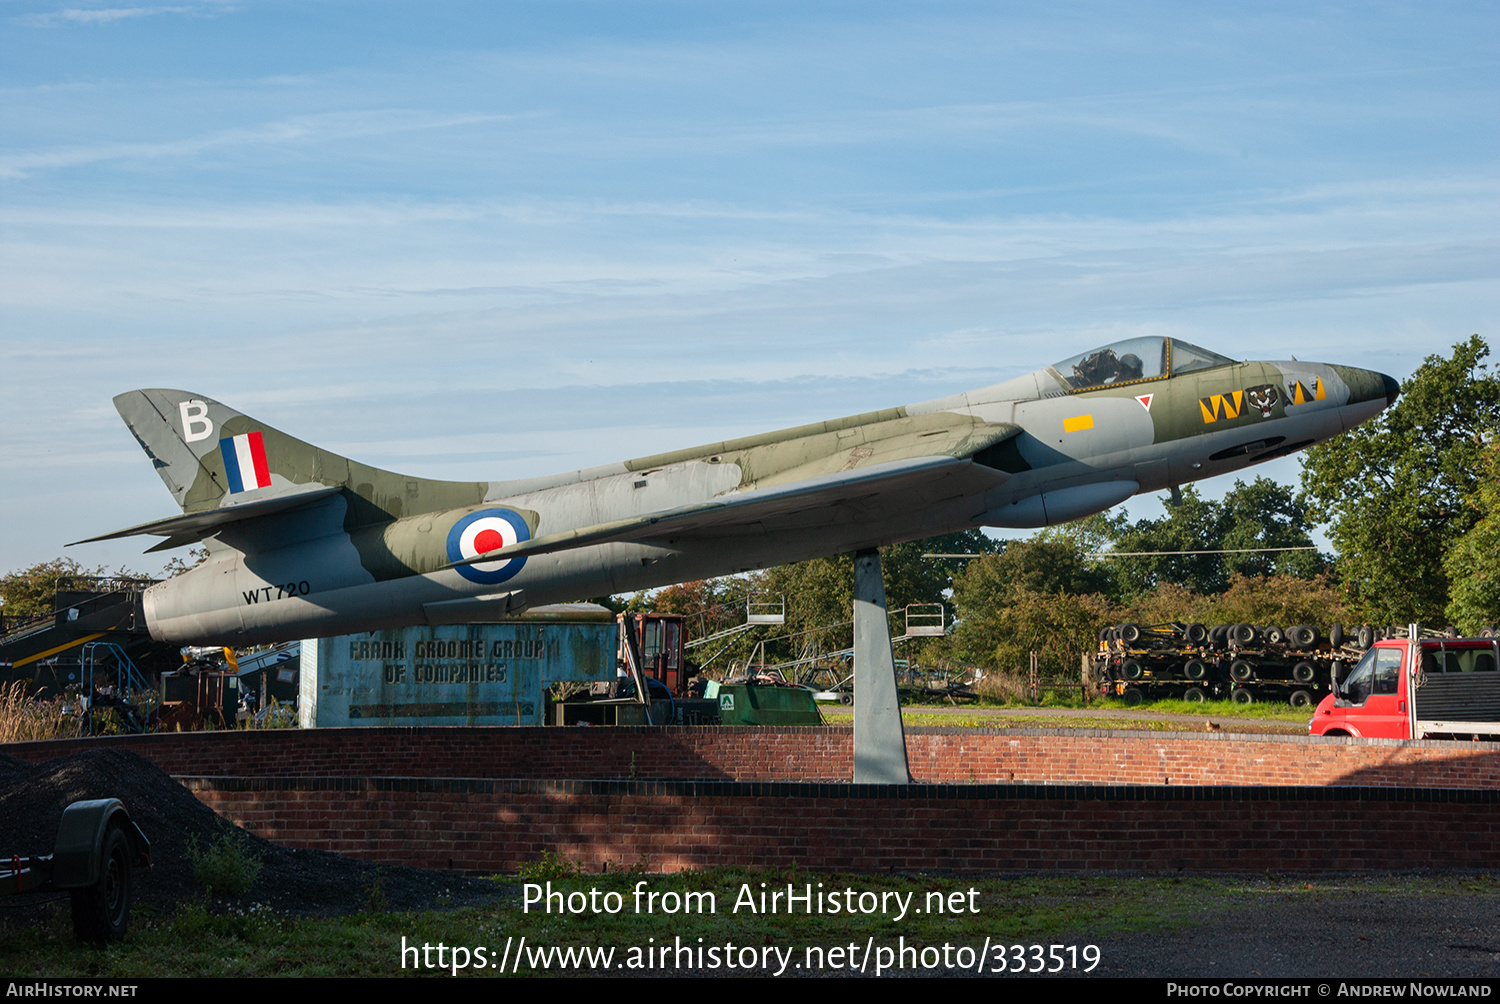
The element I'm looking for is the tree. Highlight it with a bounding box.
[1,554,185,627]
[1215,479,1327,580]
[947,536,1118,672]
[620,531,1000,666]
[1443,441,1500,633]
[1301,335,1500,626]
[1108,485,1226,596]
[879,529,1002,611]
[625,578,742,628]
[1107,478,1325,598]
[1120,573,1349,631]
[756,529,1000,656]
[0,558,95,623]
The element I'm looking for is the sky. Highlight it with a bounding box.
[1,1,1496,577]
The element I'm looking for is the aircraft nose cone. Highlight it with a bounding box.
[1333,366,1400,410]
[1380,372,1400,407]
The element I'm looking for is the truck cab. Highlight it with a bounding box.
[1310,632,1500,740]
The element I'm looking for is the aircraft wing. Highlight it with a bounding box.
[450,451,1013,567]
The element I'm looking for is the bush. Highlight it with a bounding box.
[188,832,263,899]
[518,850,583,881]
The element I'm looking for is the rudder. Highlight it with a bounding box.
[113,390,486,520]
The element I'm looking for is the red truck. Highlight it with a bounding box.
[1309,628,1500,740]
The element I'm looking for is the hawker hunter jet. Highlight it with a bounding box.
[78,337,1397,645]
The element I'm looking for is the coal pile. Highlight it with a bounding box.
[0,749,504,920]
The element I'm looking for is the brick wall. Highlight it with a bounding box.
[9,726,1500,789]
[11,728,1497,874]
[185,777,1500,874]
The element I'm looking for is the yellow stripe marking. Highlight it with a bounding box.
[15,633,107,668]
[1063,414,1094,433]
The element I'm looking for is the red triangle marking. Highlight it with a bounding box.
[1136,394,1153,411]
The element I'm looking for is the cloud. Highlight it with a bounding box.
[15,3,227,27]
[0,110,519,179]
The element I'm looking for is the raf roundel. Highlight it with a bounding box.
[446,509,530,585]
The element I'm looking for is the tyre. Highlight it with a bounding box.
[1356,625,1374,649]
[1292,662,1317,684]
[1289,625,1318,648]
[70,824,131,945]
[1122,687,1144,706]
[1231,623,1256,646]
[1184,659,1207,680]
[1289,690,1314,708]
[1119,623,1142,644]
[1099,626,1115,642]
[1123,660,1144,680]
[1183,687,1207,703]
[1231,687,1254,705]
[1264,626,1285,647]
[1330,622,1344,648]
[1185,623,1208,644]
[838,693,853,706]
[1230,660,1254,682]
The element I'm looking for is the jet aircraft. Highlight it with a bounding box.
[78,336,1398,646]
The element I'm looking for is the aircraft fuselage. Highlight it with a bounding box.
[89,338,1397,646]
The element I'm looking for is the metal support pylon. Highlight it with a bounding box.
[852,548,911,784]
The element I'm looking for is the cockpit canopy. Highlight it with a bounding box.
[1049,337,1235,392]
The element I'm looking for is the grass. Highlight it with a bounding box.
[0,681,82,743]
[5,870,1496,977]
[1098,696,1310,721]
[898,687,1311,718]
[821,694,1311,731]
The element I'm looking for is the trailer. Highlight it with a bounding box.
[1095,621,1360,707]
[1,799,151,943]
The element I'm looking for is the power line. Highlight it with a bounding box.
[924,546,1323,559]
[1087,546,1322,558]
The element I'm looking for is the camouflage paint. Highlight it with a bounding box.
[92,339,1399,646]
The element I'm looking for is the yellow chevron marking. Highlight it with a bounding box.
[1292,381,1308,405]
[1200,391,1248,423]
[15,632,106,668]
[1062,414,1094,433]
[1314,377,1325,400]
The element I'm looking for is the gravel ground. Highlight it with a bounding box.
[813,885,1500,979]
[1082,886,1500,979]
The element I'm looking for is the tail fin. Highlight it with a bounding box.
[113,390,486,520]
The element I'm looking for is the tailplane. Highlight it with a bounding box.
[85,390,487,548]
